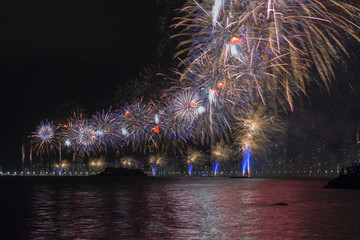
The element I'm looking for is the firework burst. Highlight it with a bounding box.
[211,141,230,162]
[173,89,204,124]
[30,121,59,154]
[194,91,235,145]
[155,101,195,153]
[234,106,286,176]
[173,0,360,110]
[234,106,286,157]
[91,109,121,150]
[66,119,99,154]
[118,102,153,151]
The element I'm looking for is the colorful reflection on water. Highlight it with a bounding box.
[1,177,360,239]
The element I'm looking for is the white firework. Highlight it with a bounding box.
[36,123,56,144]
[68,120,98,153]
[173,89,204,124]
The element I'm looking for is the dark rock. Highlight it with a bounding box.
[267,202,288,206]
[325,174,360,189]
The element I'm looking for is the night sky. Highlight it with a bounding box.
[0,0,184,170]
[1,0,360,171]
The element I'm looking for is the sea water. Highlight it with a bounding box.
[1,177,359,239]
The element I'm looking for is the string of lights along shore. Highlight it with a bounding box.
[25,0,360,177]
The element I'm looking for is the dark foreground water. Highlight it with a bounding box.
[1,177,360,239]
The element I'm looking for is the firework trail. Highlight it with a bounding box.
[22,143,25,168]
[212,0,223,26]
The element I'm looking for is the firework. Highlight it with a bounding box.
[53,160,69,175]
[184,149,203,176]
[121,156,135,168]
[173,74,237,145]
[194,98,234,145]
[211,141,229,161]
[91,109,121,149]
[151,101,195,154]
[118,102,153,151]
[149,154,165,176]
[234,107,285,156]
[64,138,72,148]
[145,101,167,153]
[173,0,360,111]
[88,157,105,172]
[211,141,230,176]
[234,106,286,176]
[173,56,247,145]
[65,118,99,154]
[30,121,59,154]
[173,89,204,124]
[242,147,251,177]
[26,0,360,175]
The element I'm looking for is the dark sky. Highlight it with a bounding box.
[288,53,360,158]
[0,0,184,170]
[0,0,359,171]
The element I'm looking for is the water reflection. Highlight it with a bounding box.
[1,177,360,239]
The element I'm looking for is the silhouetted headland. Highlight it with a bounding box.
[325,163,360,189]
